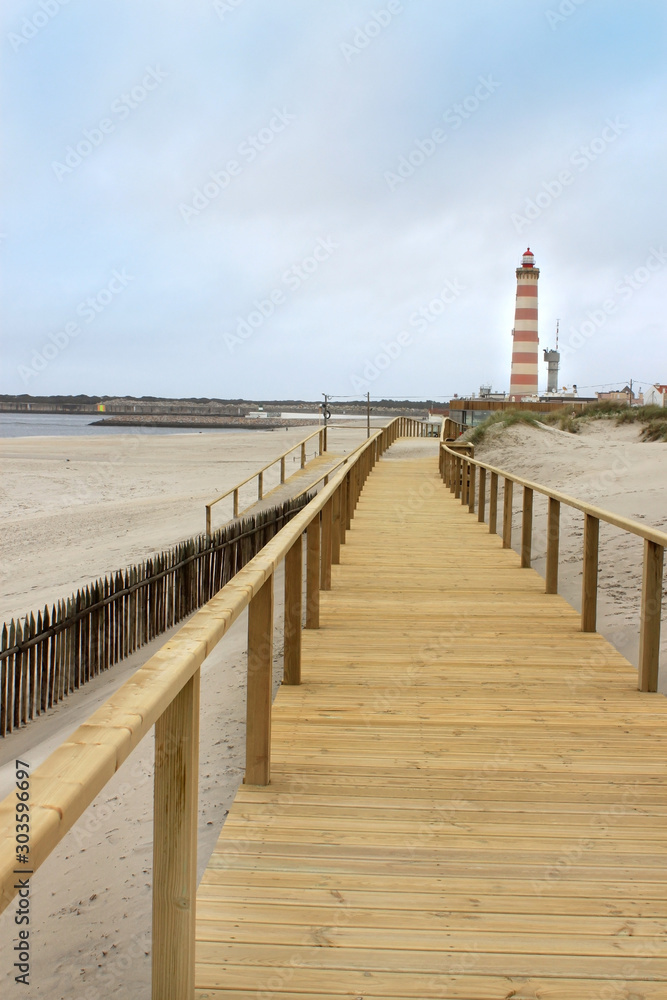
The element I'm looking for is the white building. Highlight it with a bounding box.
[644,384,667,407]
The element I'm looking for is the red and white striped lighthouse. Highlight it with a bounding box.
[509,248,540,399]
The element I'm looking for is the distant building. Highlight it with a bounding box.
[596,386,643,405]
[644,384,667,407]
[449,396,595,428]
[478,385,507,401]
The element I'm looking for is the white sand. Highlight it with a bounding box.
[475,419,667,692]
[0,418,665,996]
[0,424,370,623]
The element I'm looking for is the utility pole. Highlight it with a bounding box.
[322,393,329,451]
[629,378,633,405]
[366,392,370,438]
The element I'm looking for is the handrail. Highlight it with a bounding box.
[439,415,465,441]
[206,419,441,534]
[0,414,427,999]
[205,426,326,533]
[439,437,666,693]
[286,425,436,505]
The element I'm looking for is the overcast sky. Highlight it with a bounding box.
[1,0,665,401]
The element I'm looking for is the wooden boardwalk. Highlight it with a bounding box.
[242,452,345,519]
[196,442,667,998]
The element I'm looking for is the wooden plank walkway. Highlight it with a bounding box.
[241,452,343,519]
[195,441,667,999]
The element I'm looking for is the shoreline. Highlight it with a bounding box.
[88,416,309,429]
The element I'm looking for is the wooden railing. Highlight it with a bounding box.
[205,426,326,535]
[205,419,440,534]
[441,415,465,439]
[0,415,424,1000]
[439,436,666,693]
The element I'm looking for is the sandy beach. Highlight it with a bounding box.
[0,417,665,997]
[0,423,371,624]
[476,419,667,689]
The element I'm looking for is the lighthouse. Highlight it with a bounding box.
[509,248,540,399]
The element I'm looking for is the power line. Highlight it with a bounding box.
[322,394,457,400]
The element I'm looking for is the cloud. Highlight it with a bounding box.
[1,0,665,398]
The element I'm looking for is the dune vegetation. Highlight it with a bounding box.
[465,401,667,445]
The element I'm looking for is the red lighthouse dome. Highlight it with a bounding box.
[522,248,535,268]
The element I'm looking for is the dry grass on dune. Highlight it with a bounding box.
[466,401,667,445]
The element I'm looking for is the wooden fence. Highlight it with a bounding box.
[0,494,312,737]
[439,428,666,692]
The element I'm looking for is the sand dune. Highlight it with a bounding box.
[476,419,667,691]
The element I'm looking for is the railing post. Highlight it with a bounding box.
[581,514,599,633]
[521,487,533,568]
[205,505,212,539]
[300,442,306,468]
[323,425,328,451]
[468,463,476,514]
[489,471,498,529]
[502,479,513,549]
[284,535,302,685]
[246,576,273,785]
[306,517,320,628]
[638,540,663,692]
[454,457,461,499]
[461,459,468,506]
[280,456,286,484]
[340,474,349,540]
[318,430,323,455]
[332,487,341,565]
[321,498,333,590]
[258,471,263,500]
[152,669,200,1000]
[477,467,486,523]
[233,489,239,519]
[546,498,560,594]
